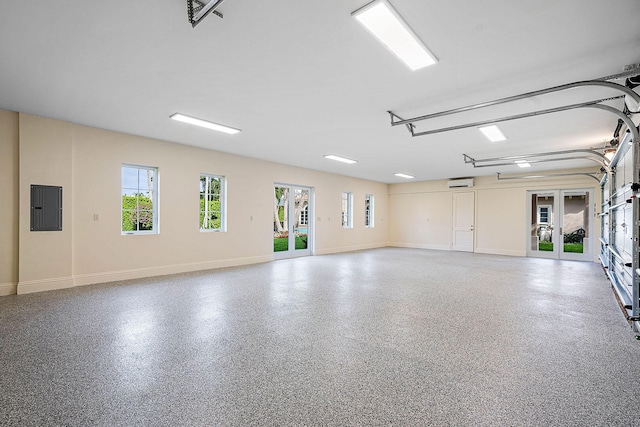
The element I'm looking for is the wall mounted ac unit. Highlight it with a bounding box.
[447,178,474,188]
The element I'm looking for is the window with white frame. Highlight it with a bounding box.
[200,174,226,232]
[121,164,158,234]
[299,205,308,226]
[538,205,552,224]
[365,194,374,228]
[342,192,353,228]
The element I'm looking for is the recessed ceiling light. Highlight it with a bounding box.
[515,160,531,168]
[324,154,358,164]
[170,113,241,135]
[394,173,415,179]
[352,0,438,71]
[478,125,507,142]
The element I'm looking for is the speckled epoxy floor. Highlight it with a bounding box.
[1,248,639,426]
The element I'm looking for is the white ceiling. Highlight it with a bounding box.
[0,0,638,183]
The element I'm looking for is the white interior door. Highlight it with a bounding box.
[452,191,475,252]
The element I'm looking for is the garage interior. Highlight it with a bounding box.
[1,0,640,424]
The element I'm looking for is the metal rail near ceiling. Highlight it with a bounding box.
[496,172,602,183]
[461,102,638,175]
[463,148,611,173]
[387,67,640,136]
[387,66,640,330]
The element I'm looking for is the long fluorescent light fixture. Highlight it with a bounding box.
[394,173,415,179]
[478,125,507,142]
[352,0,438,71]
[170,113,241,135]
[515,160,531,168]
[324,154,358,164]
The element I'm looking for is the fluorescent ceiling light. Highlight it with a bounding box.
[515,160,531,168]
[324,154,358,164]
[352,0,438,71]
[170,113,241,135]
[478,125,507,142]
[394,173,415,179]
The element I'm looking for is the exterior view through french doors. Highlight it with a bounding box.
[527,189,593,261]
[273,184,312,259]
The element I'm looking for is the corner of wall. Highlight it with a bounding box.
[0,110,20,295]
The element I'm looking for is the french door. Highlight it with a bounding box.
[273,184,312,259]
[527,189,593,261]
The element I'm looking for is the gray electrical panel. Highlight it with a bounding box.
[30,185,63,231]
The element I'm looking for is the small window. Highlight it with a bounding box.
[200,174,226,232]
[365,194,374,228]
[122,165,158,234]
[299,205,308,226]
[538,205,551,224]
[342,192,353,228]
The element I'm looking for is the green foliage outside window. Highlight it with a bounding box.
[122,194,154,231]
[200,199,221,230]
[200,175,223,231]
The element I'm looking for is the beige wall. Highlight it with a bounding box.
[388,182,452,251]
[9,112,389,294]
[389,173,600,258]
[2,108,604,295]
[19,114,74,291]
[0,111,19,295]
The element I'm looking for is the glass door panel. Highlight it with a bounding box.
[273,186,289,253]
[528,191,558,258]
[560,189,592,261]
[293,189,309,252]
[562,191,588,255]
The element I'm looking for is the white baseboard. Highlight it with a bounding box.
[389,243,527,257]
[72,255,273,288]
[18,276,75,294]
[0,282,17,296]
[16,255,273,294]
[475,248,526,257]
[315,243,388,256]
[388,242,451,251]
